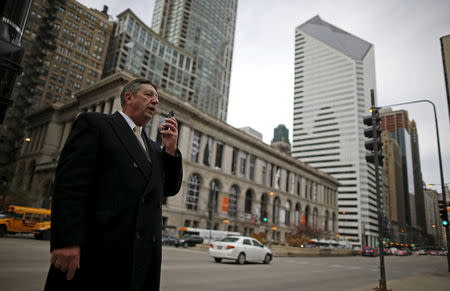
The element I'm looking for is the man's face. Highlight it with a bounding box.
[125,83,159,126]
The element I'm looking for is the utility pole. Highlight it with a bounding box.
[363,90,389,291]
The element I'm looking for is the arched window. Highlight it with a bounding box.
[312,208,318,229]
[209,179,220,215]
[272,196,280,224]
[294,203,301,226]
[260,193,269,221]
[324,210,329,231]
[228,185,239,217]
[304,205,310,227]
[244,189,253,214]
[186,174,200,210]
[285,200,291,225]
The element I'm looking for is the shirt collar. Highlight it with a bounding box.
[118,111,140,131]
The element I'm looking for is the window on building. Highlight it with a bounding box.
[269,163,274,187]
[185,174,200,210]
[313,184,318,201]
[285,170,290,192]
[184,219,191,227]
[231,147,238,175]
[272,197,280,224]
[239,151,248,176]
[228,185,239,217]
[312,208,318,229]
[261,161,267,185]
[244,189,253,214]
[190,130,201,163]
[249,155,256,181]
[203,136,212,166]
[214,142,223,169]
[208,180,220,216]
[285,200,291,225]
[260,193,268,221]
[275,167,281,189]
[294,203,301,226]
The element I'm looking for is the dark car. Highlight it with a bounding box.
[361,247,378,257]
[162,235,180,246]
[176,235,204,248]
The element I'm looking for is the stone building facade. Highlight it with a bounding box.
[13,71,339,242]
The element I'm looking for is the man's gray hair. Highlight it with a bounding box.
[120,79,157,107]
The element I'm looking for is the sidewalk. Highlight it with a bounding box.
[350,272,450,291]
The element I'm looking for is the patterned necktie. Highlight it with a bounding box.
[133,126,146,151]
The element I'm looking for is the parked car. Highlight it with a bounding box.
[413,249,426,255]
[361,247,378,257]
[429,250,440,255]
[209,236,272,264]
[394,249,409,256]
[176,235,204,248]
[162,235,179,246]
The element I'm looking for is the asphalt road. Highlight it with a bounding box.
[0,236,448,291]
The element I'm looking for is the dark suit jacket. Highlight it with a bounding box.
[44,112,183,291]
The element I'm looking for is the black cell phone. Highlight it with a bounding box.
[164,111,175,130]
[167,110,175,118]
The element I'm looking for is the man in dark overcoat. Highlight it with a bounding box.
[44,79,183,291]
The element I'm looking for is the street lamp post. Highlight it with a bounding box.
[381,99,450,272]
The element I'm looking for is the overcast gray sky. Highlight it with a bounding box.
[79,0,450,190]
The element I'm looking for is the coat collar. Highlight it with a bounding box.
[109,112,152,181]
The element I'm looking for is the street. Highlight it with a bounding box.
[0,237,449,291]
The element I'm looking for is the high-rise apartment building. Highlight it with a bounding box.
[18,0,112,108]
[381,109,423,241]
[410,120,426,234]
[103,9,197,101]
[151,0,237,121]
[292,16,378,246]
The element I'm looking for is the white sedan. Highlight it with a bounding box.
[208,236,272,264]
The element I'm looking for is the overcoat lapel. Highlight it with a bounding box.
[142,137,161,197]
[108,112,152,181]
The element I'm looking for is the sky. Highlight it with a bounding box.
[79,0,450,190]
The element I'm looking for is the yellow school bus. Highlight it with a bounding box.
[0,205,51,240]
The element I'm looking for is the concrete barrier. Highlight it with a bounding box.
[271,245,359,257]
[195,243,359,257]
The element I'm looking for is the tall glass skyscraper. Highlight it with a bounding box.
[152,0,238,121]
[292,16,378,247]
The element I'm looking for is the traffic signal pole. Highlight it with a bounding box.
[371,106,388,291]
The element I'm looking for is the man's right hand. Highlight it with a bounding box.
[50,246,80,280]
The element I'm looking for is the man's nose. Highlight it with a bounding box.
[151,96,159,105]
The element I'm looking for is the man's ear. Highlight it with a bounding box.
[124,92,134,105]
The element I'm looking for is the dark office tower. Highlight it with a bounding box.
[380,109,421,242]
[152,0,238,121]
[410,120,427,237]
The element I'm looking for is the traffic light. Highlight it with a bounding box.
[438,200,449,227]
[363,108,384,167]
[262,217,268,223]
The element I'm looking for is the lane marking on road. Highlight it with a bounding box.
[350,266,361,270]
